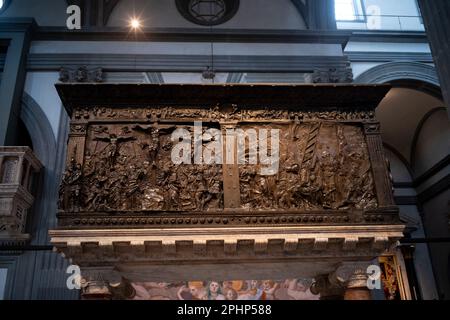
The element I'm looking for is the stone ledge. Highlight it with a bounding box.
[50,224,404,264]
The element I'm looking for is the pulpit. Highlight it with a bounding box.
[0,147,42,245]
[50,83,404,299]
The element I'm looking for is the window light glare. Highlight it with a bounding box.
[335,0,357,21]
[130,18,141,30]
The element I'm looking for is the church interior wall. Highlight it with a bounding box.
[0,268,7,300]
[422,191,450,299]
[413,109,450,177]
[398,204,439,299]
[384,148,439,299]
[23,72,63,140]
[376,88,443,163]
[384,149,412,183]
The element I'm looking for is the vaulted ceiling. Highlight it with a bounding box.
[66,0,334,29]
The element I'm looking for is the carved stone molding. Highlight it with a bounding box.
[312,67,353,83]
[50,225,403,265]
[0,147,42,245]
[59,66,104,83]
[354,62,440,87]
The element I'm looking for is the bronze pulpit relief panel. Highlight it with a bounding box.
[238,122,377,211]
[76,122,224,213]
[55,84,399,229]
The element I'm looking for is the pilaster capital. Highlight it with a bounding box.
[80,267,123,300]
[329,262,372,289]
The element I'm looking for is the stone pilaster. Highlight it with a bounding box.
[418,0,450,119]
[221,123,240,209]
[0,19,36,145]
[330,262,372,300]
[364,123,396,207]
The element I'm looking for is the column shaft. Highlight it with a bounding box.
[418,0,450,118]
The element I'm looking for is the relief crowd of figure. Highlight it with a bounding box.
[59,108,378,213]
[59,124,224,212]
[239,123,377,210]
[73,106,376,122]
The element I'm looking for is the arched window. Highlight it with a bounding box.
[334,0,365,21]
[0,0,11,14]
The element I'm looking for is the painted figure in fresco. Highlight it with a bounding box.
[130,283,151,300]
[284,279,319,300]
[177,282,206,300]
[128,279,322,300]
[206,281,225,300]
[224,288,239,300]
[238,280,264,300]
[262,280,279,300]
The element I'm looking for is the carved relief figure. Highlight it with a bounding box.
[59,157,83,212]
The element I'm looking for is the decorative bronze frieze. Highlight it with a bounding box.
[56,210,399,228]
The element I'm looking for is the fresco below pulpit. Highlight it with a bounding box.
[129,279,320,300]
